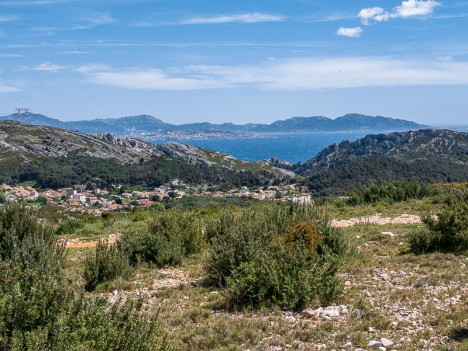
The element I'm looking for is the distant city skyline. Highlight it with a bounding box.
[0,0,467,124]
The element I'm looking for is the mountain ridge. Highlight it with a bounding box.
[1,121,466,194]
[0,112,429,135]
[0,121,292,187]
[294,129,468,195]
[301,129,468,170]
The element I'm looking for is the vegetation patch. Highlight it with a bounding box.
[120,209,205,267]
[55,218,85,235]
[346,179,436,205]
[409,192,468,254]
[83,238,133,291]
[0,204,168,350]
[205,203,347,310]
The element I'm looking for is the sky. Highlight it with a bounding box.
[0,0,467,125]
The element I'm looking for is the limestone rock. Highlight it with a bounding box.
[381,338,394,347]
[368,340,383,349]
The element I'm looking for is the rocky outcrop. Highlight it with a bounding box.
[155,142,216,166]
[0,121,160,163]
[302,129,468,170]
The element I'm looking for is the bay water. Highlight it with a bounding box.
[151,133,368,163]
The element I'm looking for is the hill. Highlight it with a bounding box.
[0,113,69,129]
[0,121,291,189]
[295,129,468,195]
[0,121,159,164]
[0,113,428,135]
[302,129,468,170]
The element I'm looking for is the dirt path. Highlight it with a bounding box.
[64,233,120,248]
[330,213,424,228]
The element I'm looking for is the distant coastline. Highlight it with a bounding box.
[150,132,369,163]
[0,112,429,137]
[143,129,440,142]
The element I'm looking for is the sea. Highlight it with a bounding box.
[151,133,368,163]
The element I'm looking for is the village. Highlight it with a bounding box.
[0,181,312,211]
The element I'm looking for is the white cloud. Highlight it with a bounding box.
[437,56,453,61]
[300,13,356,23]
[358,0,441,24]
[89,70,225,90]
[17,62,69,72]
[74,64,109,74]
[76,57,468,91]
[85,13,115,26]
[0,0,68,5]
[394,0,441,17]
[0,65,19,94]
[0,85,19,93]
[0,74,19,93]
[180,13,285,25]
[336,27,363,38]
[358,7,387,24]
[0,15,20,22]
[72,13,115,30]
[0,54,23,58]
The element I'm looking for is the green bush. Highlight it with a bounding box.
[0,204,168,351]
[55,218,85,235]
[81,213,100,224]
[409,197,468,254]
[120,209,204,267]
[2,296,169,351]
[0,204,70,346]
[347,179,435,205]
[205,203,347,310]
[131,210,150,222]
[83,238,133,291]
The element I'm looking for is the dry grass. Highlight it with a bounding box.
[63,204,467,351]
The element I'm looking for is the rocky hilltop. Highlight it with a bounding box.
[295,129,468,195]
[0,121,161,164]
[302,129,468,170]
[0,121,291,188]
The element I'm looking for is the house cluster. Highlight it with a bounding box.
[1,182,311,209]
[0,185,40,202]
[0,184,185,210]
[192,184,312,204]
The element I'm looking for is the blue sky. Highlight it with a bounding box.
[0,0,467,125]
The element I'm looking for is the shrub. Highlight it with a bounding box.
[0,204,168,350]
[120,209,204,267]
[55,218,85,235]
[101,211,115,220]
[131,210,150,222]
[282,220,323,258]
[82,213,100,224]
[0,204,70,345]
[83,238,133,291]
[2,295,169,351]
[409,197,468,254]
[347,179,435,205]
[205,203,347,310]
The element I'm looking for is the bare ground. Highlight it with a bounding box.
[68,216,467,350]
